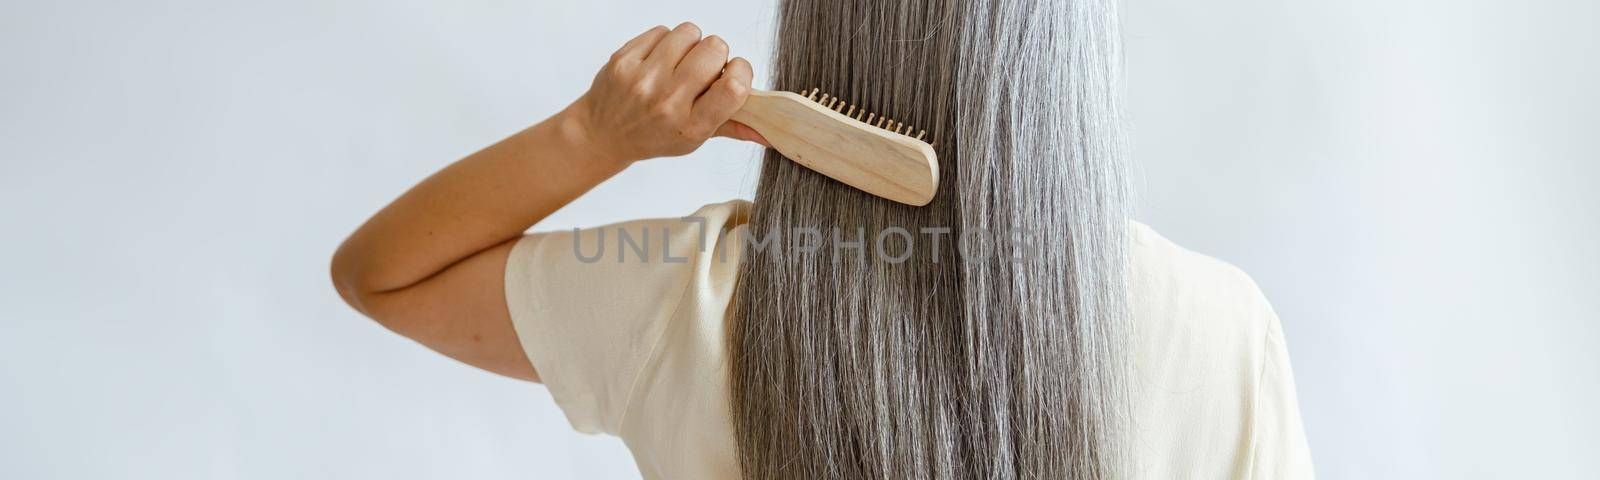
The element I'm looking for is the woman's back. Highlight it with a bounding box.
[333,0,1315,477]
[503,200,1312,479]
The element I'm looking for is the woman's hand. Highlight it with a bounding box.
[565,22,769,167]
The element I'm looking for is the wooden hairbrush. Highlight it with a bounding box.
[731,87,939,206]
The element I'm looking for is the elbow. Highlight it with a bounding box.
[329,243,375,317]
[330,238,421,331]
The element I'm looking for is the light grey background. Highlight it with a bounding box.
[2,0,1595,478]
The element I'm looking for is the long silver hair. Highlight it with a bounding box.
[728,0,1133,477]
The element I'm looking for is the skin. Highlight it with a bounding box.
[330,22,768,382]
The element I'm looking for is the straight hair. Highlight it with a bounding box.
[728,0,1133,478]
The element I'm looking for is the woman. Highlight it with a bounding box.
[331,1,1314,478]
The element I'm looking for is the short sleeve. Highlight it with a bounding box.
[503,200,749,435]
[1247,302,1316,478]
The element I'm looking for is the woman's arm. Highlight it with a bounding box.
[329,22,763,382]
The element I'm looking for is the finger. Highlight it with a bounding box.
[715,120,771,148]
[692,57,754,128]
[673,35,729,97]
[612,25,670,62]
[644,22,702,70]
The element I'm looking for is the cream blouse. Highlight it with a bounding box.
[505,200,1314,479]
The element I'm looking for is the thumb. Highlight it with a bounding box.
[714,120,771,148]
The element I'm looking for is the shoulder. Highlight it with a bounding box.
[1129,221,1276,337]
[502,199,751,436]
[1125,221,1303,477]
[1126,220,1277,373]
[599,200,747,478]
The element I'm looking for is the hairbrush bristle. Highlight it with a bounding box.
[799,87,932,145]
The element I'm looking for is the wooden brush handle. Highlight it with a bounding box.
[732,90,939,206]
